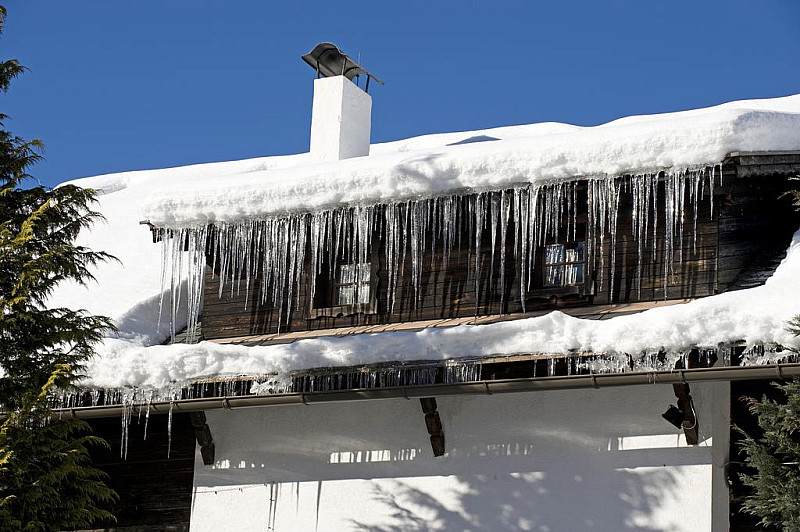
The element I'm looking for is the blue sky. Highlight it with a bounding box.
[3,1,800,188]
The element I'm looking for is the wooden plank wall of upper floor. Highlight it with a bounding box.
[201,158,800,339]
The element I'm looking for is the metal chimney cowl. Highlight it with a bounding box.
[309,75,372,163]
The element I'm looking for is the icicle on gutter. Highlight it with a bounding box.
[288,359,482,393]
[77,386,182,461]
[50,342,799,414]
[156,169,720,341]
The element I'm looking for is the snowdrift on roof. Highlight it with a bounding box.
[139,95,800,227]
[47,93,800,391]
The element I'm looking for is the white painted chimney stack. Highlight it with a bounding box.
[302,43,382,163]
[309,75,372,163]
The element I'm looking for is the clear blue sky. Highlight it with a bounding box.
[3,1,800,188]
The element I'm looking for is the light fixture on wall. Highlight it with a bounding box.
[663,384,700,445]
[662,404,686,429]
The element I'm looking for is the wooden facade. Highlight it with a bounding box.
[201,153,800,341]
[77,153,799,530]
[77,414,195,532]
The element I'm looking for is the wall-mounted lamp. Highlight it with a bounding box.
[662,404,685,429]
[663,383,699,445]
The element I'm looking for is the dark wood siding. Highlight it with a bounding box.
[78,414,195,531]
[202,158,800,340]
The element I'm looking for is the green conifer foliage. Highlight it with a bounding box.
[0,6,117,529]
[738,187,800,531]
[739,379,800,531]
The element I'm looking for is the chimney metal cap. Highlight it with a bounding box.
[302,42,384,90]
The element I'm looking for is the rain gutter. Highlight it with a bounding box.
[53,363,800,420]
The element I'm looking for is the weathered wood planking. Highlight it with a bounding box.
[201,158,800,340]
[76,414,196,531]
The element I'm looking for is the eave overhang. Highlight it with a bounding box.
[53,362,800,420]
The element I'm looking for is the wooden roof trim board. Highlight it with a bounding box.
[724,151,800,177]
[208,299,694,347]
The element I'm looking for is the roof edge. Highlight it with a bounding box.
[52,363,800,420]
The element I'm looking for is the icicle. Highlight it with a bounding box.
[692,171,700,254]
[709,165,715,218]
[473,193,485,312]
[410,201,426,308]
[167,397,174,459]
[120,393,133,460]
[499,190,510,311]
[489,193,499,301]
[143,391,152,440]
[513,188,527,310]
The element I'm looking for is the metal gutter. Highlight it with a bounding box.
[725,150,800,158]
[54,363,800,420]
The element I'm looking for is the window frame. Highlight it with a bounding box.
[309,259,379,318]
[543,240,586,288]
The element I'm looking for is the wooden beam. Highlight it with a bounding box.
[208,300,695,347]
[189,411,215,465]
[737,163,800,178]
[420,397,446,457]
[672,383,699,445]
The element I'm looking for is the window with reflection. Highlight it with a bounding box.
[544,242,585,287]
[336,262,372,305]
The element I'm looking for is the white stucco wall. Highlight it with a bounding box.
[190,382,730,531]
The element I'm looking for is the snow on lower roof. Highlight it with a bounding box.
[48,93,800,391]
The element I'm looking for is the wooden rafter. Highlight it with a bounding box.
[672,383,699,445]
[189,411,215,465]
[420,397,446,457]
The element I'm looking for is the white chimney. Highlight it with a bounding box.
[302,43,383,163]
[310,75,372,163]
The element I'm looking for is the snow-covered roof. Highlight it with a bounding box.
[50,94,800,393]
[133,94,800,228]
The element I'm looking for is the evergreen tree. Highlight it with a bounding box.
[738,187,800,530]
[739,378,800,531]
[0,5,117,529]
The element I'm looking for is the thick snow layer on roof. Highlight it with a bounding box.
[47,93,800,391]
[136,94,800,227]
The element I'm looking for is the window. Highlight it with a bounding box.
[335,262,372,305]
[544,241,585,287]
[310,260,378,318]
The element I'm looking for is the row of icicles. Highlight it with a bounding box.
[53,340,789,414]
[158,169,717,341]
